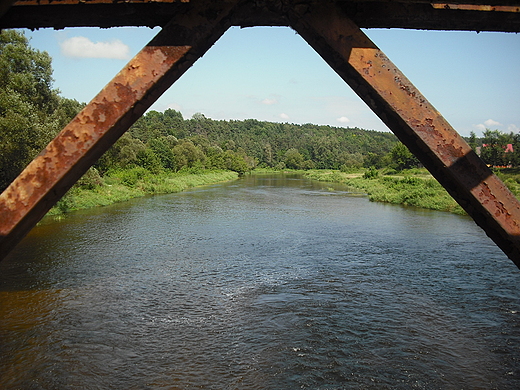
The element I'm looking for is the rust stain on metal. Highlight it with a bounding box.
[14,0,181,5]
[432,3,520,12]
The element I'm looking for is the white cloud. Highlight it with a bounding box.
[474,123,486,132]
[261,98,278,105]
[60,36,130,59]
[279,113,289,120]
[508,124,520,133]
[484,118,502,127]
[336,116,350,124]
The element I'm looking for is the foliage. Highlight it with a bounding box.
[304,168,465,215]
[49,170,238,215]
[125,110,398,173]
[363,167,379,179]
[480,129,514,167]
[388,142,421,171]
[0,30,82,191]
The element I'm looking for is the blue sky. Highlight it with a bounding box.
[24,26,520,137]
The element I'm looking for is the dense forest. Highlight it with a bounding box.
[98,109,400,175]
[2,29,520,202]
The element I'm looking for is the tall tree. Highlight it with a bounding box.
[389,142,420,170]
[480,129,513,167]
[0,29,66,191]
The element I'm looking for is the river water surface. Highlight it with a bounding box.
[1,174,520,389]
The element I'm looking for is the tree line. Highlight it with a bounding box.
[95,109,400,177]
[4,29,516,195]
[2,30,403,192]
[468,130,520,168]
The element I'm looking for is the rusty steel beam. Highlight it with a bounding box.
[14,0,182,4]
[432,3,520,11]
[289,1,520,267]
[0,0,238,261]
[4,0,520,32]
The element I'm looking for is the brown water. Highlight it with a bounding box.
[1,174,520,389]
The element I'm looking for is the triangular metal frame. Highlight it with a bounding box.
[2,0,520,266]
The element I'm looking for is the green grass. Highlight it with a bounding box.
[48,169,239,215]
[48,166,520,218]
[304,168,465,214]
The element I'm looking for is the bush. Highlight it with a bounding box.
[111,167,149,186]
[363,167,379,179]
[76,167,103,190]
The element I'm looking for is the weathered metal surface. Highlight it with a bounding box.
[432,3,520,12]
[289,1,520,266]
[3,0,520,32]
[0,0,238,261]
[13,0,183,4]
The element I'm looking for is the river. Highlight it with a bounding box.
[1,174,520,389]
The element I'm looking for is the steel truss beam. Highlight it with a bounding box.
[289,1,520,266]
[1,0,520,268]
[3,0,520,32]
[0,0,239,259]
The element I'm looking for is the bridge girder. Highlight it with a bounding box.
[2,0,520,32]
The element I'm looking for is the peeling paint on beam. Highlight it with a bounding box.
[0,0,238,261]
[432,3,520,12]
[289,2,520,266]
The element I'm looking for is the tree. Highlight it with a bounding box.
[480,129,513,167]
[149,137,176,170]
[172,140,206,171]
[0,29,65,191]
[95,134,146,173]
[285,148,304,169]
[388,142,420,171]
[136,148,163,173]
[468,131,478,151]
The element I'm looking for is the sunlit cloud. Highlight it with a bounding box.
[279,113,289,120]
[508,124,520,133]
[484,118,502,127]
[336,116,350,124]
[60,36,130,59]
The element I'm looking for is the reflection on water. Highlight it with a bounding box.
[1,174,520,389]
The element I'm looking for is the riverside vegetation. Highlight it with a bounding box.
[304,169,466,214]
[3,29,520,216]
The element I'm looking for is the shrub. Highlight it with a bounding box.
[363,167,379,179]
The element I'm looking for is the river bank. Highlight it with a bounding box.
[303,169,466,215]
[48,168,239,216]
[48,167,520,217]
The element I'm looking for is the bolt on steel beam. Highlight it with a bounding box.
[289,1,520,267]
[0,0,239,261]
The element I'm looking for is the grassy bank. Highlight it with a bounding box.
[49,168,239,216]
[304,169,466,215]
[47,167,520,217]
